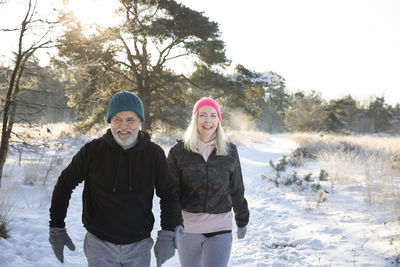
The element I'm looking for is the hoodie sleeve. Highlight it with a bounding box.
[49,143,91,228]
[154,146,183,231]
[229,144,250,228]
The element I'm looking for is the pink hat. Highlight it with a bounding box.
[193,97,221,122]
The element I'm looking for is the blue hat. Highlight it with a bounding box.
[106,91,144,123]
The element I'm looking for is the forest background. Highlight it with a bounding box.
[1,0,399,186]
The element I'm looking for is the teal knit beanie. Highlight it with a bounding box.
[106,91,145,123]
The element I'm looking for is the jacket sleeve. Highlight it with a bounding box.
[155,147,183,231]
[49,144,90,228]
[166,147,181,198]
[230,144,250,228]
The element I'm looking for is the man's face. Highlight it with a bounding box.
[110,111,141,146]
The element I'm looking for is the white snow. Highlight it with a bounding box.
[0,132,399,266]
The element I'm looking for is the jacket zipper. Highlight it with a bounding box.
[194,148,215,213]
[202,151,216,212]
[203,161,209,212]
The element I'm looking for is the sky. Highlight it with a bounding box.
[1,0,400,105]
[179,0,400,105]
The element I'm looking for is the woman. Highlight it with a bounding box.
[167,97,250,267]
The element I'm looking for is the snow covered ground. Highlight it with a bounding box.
[0,131,399,266]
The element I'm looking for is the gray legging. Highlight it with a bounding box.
[177,232,232,267]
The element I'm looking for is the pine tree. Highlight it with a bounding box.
[284,90,326,132]
[366,97,394,132]
[56,0,228,131]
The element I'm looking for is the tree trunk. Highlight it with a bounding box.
[0,63,20,188]
[142,92,152,132]
[0,143,9,188]
[0,98,17,188]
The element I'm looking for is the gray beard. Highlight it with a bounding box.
[111,129,138,149]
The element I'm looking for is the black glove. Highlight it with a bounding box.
[49,227,76,263]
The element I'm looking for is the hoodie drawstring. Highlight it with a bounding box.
[113,151,122,192]
[128,153,132,191]
[113,151,133,192]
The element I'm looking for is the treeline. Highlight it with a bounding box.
[283,92,399,134]
[0,58,74,123]
[266,91,399,134]
[1,60,398,134]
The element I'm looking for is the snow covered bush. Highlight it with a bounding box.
[266,154,330,209]
[286,132,400,217]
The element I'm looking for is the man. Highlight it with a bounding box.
[49,91,183,266]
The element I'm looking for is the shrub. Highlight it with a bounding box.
[319,169,329,181]
[266,156,328,193]
[269,156,288,178]
[0,218,10,239]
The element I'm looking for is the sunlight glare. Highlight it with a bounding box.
[66,0,120,27]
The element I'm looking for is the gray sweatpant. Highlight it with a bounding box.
[83,232,154,267]
[177,232,232,267]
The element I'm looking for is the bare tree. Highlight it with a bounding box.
[0,0,62,186]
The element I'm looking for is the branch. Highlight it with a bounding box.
[151,39,181,76]
[101,61,137,85]
[164,52,191,61]
[115,60,134,71]
[141,37,149,87]
[20,40,51,65]
[119,35,140,78]
[179,74,209,90]
[0,27,21,32]
[140,2,161,24]
[155,40,177,67]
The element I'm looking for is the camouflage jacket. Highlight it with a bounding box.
[167,141,249,228]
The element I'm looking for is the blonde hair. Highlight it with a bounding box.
[183,111,229,156]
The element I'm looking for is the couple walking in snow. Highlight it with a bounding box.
[48,91,249,266]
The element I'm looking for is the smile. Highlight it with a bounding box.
[118,131,132,137]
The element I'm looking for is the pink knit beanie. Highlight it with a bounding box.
[193,97,221,122]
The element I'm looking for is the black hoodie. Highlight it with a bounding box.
[49,129,182,244]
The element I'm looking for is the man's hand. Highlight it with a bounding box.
[173,225,184,249]
[154,226,184,267]
[154,230,174,267]
[49,227,76,263]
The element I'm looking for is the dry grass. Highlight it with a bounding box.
[285,132,400,210]
[12,122,73,143]
[226,130,270,145]
[151,129,270,151]
[286,132,400,156]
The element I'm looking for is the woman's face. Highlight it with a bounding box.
[197,105,219,142]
